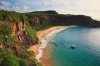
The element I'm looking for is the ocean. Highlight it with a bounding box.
[51,27,100,66]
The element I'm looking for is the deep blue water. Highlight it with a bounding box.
[52,27,100,66]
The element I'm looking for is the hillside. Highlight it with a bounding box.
[32,10,58,14]
[0,10,100,66]
[25,10,100,27]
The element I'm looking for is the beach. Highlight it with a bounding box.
[28,26,73,66]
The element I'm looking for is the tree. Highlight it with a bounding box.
[0,14,3,21]
[19,59,28,66]
[0,56,20,66]
[0,24,14,44]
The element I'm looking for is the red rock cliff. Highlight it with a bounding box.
[11,20,27,41]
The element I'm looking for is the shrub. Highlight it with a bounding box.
[19,59,28,66]
[0,14,3,21]
[0,24,15,44]
[21,49,35,59]
[29,59,43,66]
[20,50,28,59]
[26,24,37,41]
[0,56,20,66]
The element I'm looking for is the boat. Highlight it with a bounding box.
[70,45,75,49]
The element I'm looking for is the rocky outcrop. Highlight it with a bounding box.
[0,44,2,48]
[0,20,38,47]
[11,20,27,41]
[0,20,27,42]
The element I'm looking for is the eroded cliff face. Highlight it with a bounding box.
[0,19,38,48]
[0,20,27,42]
[32,17,40,23]
[0,20,32,57]
[11,20,27,42]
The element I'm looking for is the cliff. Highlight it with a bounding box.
[0,21,26,55]
[11,20,27,41]
[0,20,42,66]
[0,20,27,42]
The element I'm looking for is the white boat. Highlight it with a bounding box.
[71,45,75,49]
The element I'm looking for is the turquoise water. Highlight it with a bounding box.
[52,27,100,66]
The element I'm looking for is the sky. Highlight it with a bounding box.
[0,0,100,20]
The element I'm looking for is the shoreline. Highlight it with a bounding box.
[28,26,68,55]
[28,26,76,66]
[36,26,69,61]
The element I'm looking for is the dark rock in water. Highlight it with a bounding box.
[63,45,66,48]
[50,41,56,44]
[55,44,59,47]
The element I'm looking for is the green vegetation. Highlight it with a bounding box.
[26,12,51,31]
[25,24,38,45]
[0,48,20,66]
[25,10,100,28]
[0,11,42,65]
[0,10,100,27]
[26,24,36,39]
[0,48,42,66]
[0,24,15,44]
[19,59,28,66]
[0,10,27,22]
[1,56,20,66]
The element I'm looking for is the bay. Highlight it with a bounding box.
[51,27,100,66]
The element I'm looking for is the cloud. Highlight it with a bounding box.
[42,1,49,6]
[40,0,70,7]
[12,5,28,12]
[0,1,10,6]
[0,1,10,10]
